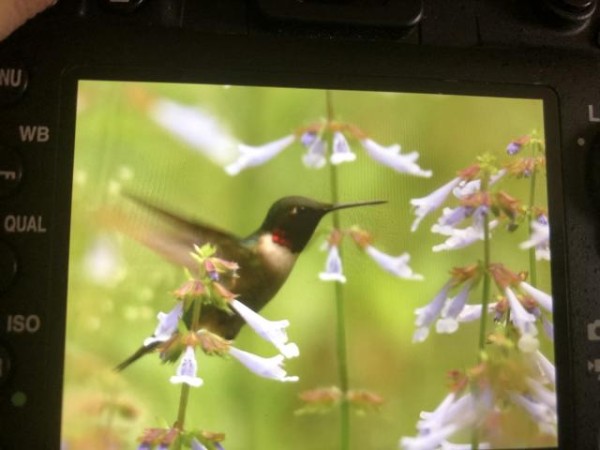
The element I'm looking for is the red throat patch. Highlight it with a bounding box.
[272,229,292,249]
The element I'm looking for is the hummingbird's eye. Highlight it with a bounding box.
[291,207,298,216]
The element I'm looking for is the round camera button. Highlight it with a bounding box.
[0,147,23,198]
[0,65,28,106]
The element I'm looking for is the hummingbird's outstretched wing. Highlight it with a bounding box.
[104,193,249,272]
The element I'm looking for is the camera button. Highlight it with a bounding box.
[0,345,12,387]
[0,66,28,106]
[0,147,23,198]
[0,243,17,292]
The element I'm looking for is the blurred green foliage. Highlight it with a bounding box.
[62,81,551,450]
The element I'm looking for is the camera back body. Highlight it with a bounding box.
[1,1,600,449]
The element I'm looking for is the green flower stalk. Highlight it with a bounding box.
[134,244,300,450]
[403,143,555,449]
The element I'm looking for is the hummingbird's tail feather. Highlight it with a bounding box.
[114,342,160,372]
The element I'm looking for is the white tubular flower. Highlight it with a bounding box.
[302,133,327,169]
[453,179,480,199]
[417,392,456,433]
[365,246,423,280]
[361,138,432,178]
[519,281,553,313]
[443,392,477,424]
[229,346,299,382]
[404,389,493,450]
[436,282,472,334]
[432,206,495,250]
[520,216,550,261]
[526,377,557,410]
[452,169,506,199]
[456,302,498,323]
[413,281,453,342]
[143,302,183,346]
[151,100,237,165]
[330,132,357,165]
[191,438,209,450]
[436,206,473,228]
[432,219,498,252]
[318,244,347,283]
[534,350,556,386]
[542,316,554,340]
[225,134,295,175]
[505,287,539,352]
[410,177,462,232]
[230,299,299,359]
[170,346,203,388]
[519,333,540,353]
[399,425,458,450]
[509,392,557,436]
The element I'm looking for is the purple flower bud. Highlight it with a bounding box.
[506,141,522,155]
[300,130,318,147]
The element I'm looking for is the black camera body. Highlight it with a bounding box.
[1,1,600,449]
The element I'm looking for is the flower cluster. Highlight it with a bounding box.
[410,161,507,237]
[519,213,550,261]
[400,342,557,449]
[296,386,384,416]
[409,151,551,262]
[316,227,424,284]
[411,262,553,352]
[225,120,432,177]
[505,133,550,261]
[137,428,225,450]
[136,244,300,449]
[402,134,555,448]
[146,244,300,386]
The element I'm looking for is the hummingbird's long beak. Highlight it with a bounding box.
[328,199,387,212]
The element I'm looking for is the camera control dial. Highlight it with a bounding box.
[0,66,28,106]
[542,0,597,22]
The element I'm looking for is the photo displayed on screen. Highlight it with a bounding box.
[62,81,556,450]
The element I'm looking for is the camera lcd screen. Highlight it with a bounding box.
[62,81,557,450]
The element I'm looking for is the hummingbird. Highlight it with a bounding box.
[113,194,385,371]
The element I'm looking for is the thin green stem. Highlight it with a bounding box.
[473,179,493,450]
[335,275,351,450]
[527,155,538,287]
[477,208,492,355]
[175,296,203,448]
[326,90,350,450]
[176,384,191,431]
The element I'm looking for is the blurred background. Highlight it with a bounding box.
[61,81,551,449]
